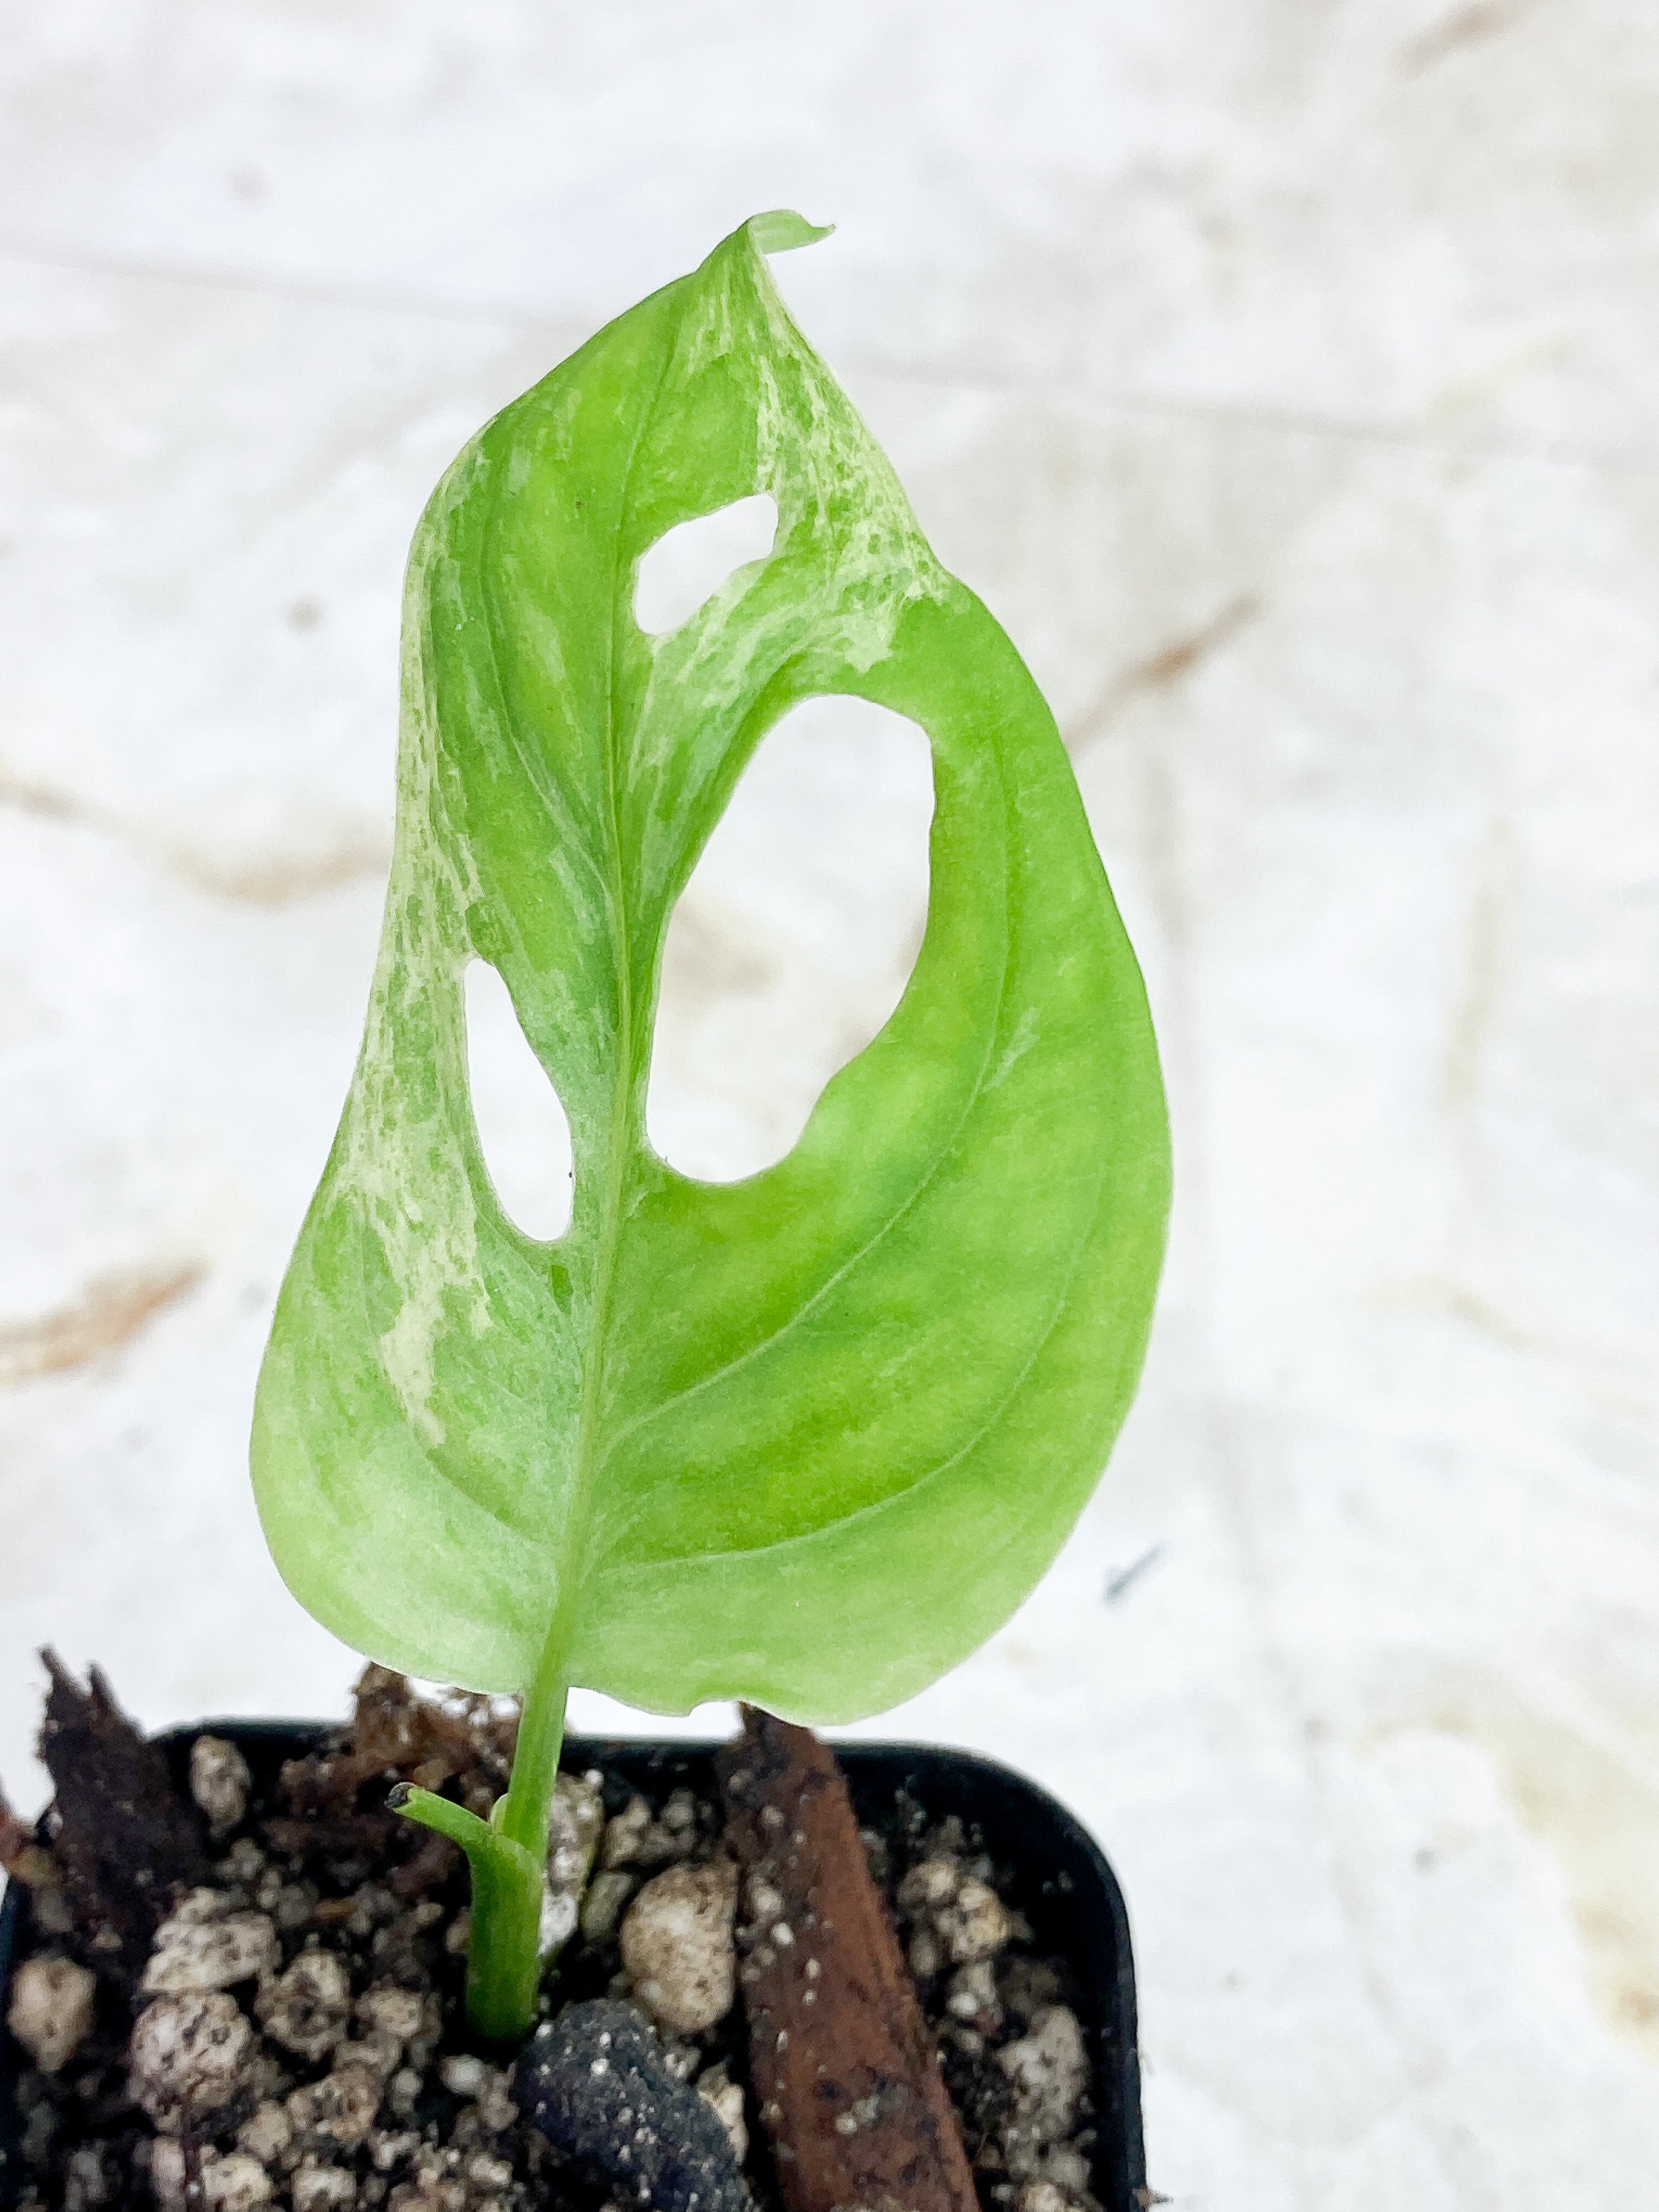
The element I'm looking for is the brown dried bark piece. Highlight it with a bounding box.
[717,1707,979,2212]
[264,1664,499,1875]
[38,1650,208,1982]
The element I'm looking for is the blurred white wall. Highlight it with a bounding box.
[2,6,1657,2204]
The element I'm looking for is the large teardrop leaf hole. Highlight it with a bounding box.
[463,959,574,1240]
[633,494,779,635]
[646,695,935,1183]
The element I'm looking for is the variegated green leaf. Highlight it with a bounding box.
[253,212,1169,1725]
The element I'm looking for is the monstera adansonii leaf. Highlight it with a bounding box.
[252,212,1171,1730]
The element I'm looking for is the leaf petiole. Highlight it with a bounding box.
[496,1610,573,1863]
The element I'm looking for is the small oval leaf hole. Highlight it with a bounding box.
[647,696,934,1183]
[464,960,574,1240]
[634,493,778,636]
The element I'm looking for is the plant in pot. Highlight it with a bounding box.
[1,215,1169,2212]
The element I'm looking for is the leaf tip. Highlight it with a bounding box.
[746,209,835,256]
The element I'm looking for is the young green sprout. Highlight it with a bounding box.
[251,213,1169,2046]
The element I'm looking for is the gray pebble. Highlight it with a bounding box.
[515,2000,750,2212]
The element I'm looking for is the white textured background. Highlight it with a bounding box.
[3,6,1657,2203]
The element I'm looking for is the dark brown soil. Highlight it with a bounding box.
[2,1668,1102,2212]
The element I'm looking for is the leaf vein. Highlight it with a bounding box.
[601,816,1015,1461]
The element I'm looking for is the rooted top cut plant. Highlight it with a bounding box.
[251,211,1170,2043]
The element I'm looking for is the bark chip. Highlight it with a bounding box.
[716,1707,979,2212]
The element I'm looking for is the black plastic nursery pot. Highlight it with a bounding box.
[1,1722,1147,2212]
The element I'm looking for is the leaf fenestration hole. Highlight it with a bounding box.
[647,696,935,1183]
[633,494,778,635]
[463,959,574,1240]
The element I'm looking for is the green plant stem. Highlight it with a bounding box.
[390,1609,573,2048]
[498,1598,574,1864]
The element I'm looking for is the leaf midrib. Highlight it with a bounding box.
[561,315,683,1622]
